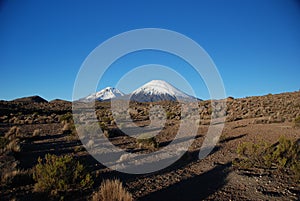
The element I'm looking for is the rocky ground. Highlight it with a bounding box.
[0,91,299,200]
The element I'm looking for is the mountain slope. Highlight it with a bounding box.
[82,87,125,102]
[130,80,196,102]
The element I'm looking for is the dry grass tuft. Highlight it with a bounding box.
[2,169,33,187]
[32,129,41,137]
[92,179,133,201]
[4,126,21,140]
[6,139,21,152]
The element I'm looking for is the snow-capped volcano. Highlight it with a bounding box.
[81,87,125,102]
[79,80,197,102]
[130,80,196,102]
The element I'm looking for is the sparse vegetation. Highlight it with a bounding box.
[101,116,112,124]
[2,169,33,188]
[6,139,21,153]
[294,116,300,128]
[99,122,108,132]
[59,112,73,123]
[92,179,133,201]
[136,133,158,149]
[0,126,22,154]
[166,111,176,119]
[59,112,78,138]
[33,128,41,137]
[234,136,300,182]
[235,140,269,169]
[104,128,123,138]
[1,91,300,200]
[62,122,74,134]
[0,137,9,151]
[33,154,93,195]
[4,126,21,140]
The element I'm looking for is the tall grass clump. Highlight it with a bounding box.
[1,126,21,154]
[92,179,133,201]
[4,126,21,140]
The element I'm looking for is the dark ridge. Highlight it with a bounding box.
[50,99,71,104]
[13,95,48,103]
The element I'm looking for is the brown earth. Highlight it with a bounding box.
[0,91,299,201]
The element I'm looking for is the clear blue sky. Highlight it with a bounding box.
[1,0,300,101]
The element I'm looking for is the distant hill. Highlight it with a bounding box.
[50,99,71,104]
[13,96,48,103]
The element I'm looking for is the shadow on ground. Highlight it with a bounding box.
[16,133,81,169]
[219,133,247,144]
[140,162,232,201]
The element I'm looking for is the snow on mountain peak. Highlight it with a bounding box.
[83,87,124,101]
[131,80,195,102]
[133,80,190,97]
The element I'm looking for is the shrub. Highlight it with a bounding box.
[1,159,18,187]
[92,179,133,201]
[104,128,123,138]
[101,117,111,124]
[136,133,158,149]
[294,116,300,128]
[33,129,41,137]
[0,137,9,151]
[235,141,269,169]
[234,136,300,182]
[6,139,21,153]
[4,126,21,140]
[59,113,73,123]
[1,127,21,154]
[60,113,77,137]
[264,137,298,167]
[62,123,73,134]
[166,111,176,119]
[99,122,108,131]
[33,154,93,195]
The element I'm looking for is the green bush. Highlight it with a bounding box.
[263,136,299,169]
[166,111,176,119]
[99,122,108,131]
[234,136,300,182]
[101,116,111,124]
[33,154,93,195]
[235,141,269,169]
[136,133,158,149]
